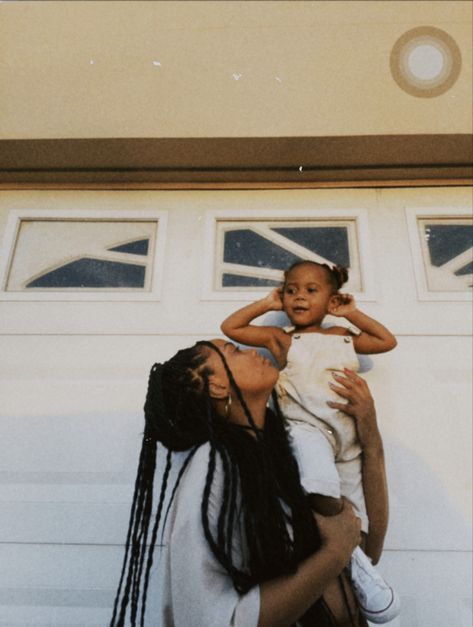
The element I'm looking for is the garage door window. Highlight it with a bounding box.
[202,209,374,301]
[406,207,472,301]
[0,210,167,301]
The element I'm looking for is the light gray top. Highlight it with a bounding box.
[143,443,260,627]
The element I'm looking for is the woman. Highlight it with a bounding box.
[110,339,389,627]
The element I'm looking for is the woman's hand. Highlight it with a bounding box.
[314,499,362,568]
[258,500,362,627]
[327,369,381,450]
[328,370,388,563]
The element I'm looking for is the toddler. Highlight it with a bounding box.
[221,259,401,624]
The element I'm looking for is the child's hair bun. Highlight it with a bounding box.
[330,264,349,290]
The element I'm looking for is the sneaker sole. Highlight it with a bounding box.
[361,588,401,624]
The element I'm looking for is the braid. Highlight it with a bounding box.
[130,453,155,624]
[195,344,334,627]
[110,348,208,626]
[111,342,335,626]
[139,448,172,626]
[112,434,155,626]
[224,445,239,561]
[159,445,199,544]
[199,373,249,587]
[109,436,148,626]
[197,340,263,440]
[217,443,232,550]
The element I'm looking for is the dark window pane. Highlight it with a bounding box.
[425,225,473,267]
[222,274,281,287]
[454,261,473,276]
[224,230,301,270]
[272,227,350,267]
[26,258,146,288]
[108,239,149,255]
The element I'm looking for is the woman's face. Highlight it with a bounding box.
[206,339,279,397]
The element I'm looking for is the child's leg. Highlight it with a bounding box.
[288,422,341,501]
[288,422,346,520]
[307,493,343,517]
[336,455,369,533]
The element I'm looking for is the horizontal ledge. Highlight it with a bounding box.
[1,179,472,191]
[1,135,472,167]
[1,167,471,184]
[2,163,472,174]
[0,133,473,169]
[0,135,471,184]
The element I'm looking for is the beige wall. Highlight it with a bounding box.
[0,0,471,139]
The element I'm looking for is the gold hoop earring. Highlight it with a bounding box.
[224,395,232,417]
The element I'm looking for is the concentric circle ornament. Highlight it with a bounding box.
[390,26,462,97]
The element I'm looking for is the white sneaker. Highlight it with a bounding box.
[349,547,401,624]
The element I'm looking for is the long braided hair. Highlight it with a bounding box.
[110,341,338,626]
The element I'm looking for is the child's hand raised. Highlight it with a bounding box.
[328,293,357,317]
[263,287,284,311]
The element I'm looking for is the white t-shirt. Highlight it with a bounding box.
[142,443,260,627]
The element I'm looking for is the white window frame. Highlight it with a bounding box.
[0,209,168,301]
[406,205,473,302]
[201,208,376,301]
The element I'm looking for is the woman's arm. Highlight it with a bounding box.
[328,295,397,354]
[258,502,361,627]
[221,290,290,366]
[328,369,389,564]
[170,446,360,627]
[359,433,388,563]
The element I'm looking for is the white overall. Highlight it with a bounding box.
[276,330,368,531]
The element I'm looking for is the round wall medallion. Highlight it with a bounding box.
[390,26,461,98]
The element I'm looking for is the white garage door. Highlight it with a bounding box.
[0,187,471,626]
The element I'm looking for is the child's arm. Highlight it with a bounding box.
[221,289,290,367]
[328,295,397,354]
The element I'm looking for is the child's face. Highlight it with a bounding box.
[282,263,334,327]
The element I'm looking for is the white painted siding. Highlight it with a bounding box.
[0,188,471,626]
